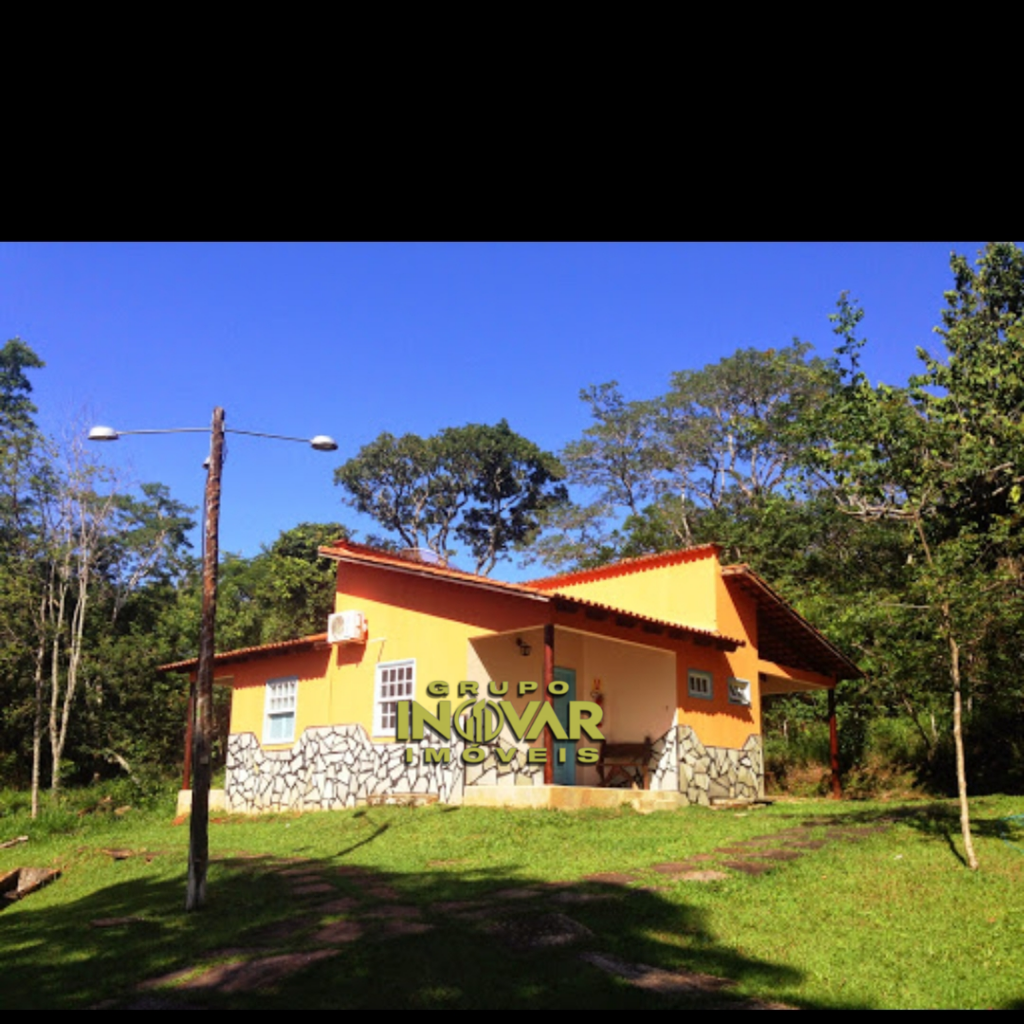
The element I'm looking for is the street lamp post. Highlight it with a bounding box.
[188,406,223,911]
[89,408,337,911]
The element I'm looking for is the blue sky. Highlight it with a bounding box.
[0,242,998,579]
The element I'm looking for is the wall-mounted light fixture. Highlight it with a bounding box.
[515,637,531,657]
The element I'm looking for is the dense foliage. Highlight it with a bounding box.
[0,347,348,799]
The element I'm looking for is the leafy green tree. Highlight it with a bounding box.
[660,341,830,512]
[336,422,566,575]
[69,481,195,787]
[335,432,449,553]
[1,341,200,802]
[0,337,44,436]
[253,521,349,640]
[452,422,568,576]
[27,429,197,803]
[0,338,47,789]
[538,343,830,569]
[157,521,349,661]
[528,384,663,571]
[807,244,1024,868]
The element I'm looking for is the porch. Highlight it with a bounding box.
[463,784,685,813]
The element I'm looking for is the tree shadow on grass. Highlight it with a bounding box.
[753,799,1024,877]
[795,801,1022,854]
[0,845,857,1011]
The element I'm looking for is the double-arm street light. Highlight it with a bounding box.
[89,408,337,911]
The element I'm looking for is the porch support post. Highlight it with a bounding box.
[182,677,195,792]
[828,683,842,799]
[543,622,554,785]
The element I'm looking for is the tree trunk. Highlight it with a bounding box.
[30,604,46,819]
[914,516,979,870]
[51,563,89,791]
[949,633,979,870]
[47,558,69,794]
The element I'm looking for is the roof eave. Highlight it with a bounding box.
[722,565,863,680]
[320,548,550,603]
[157,633,330,674]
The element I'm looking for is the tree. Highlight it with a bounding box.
[0,339,51,804]
[70,481,195,788]
[660,341,830,512]
[27,428,197,805]
[252,521,349,640]
[1,341,200,804]
[809,244,1024,869]
[336,421,566,575]
[0,337,44,436]
[335,432,451,554]
[537,343,830,569]
[452,422,568,576]
[204,521,349,648]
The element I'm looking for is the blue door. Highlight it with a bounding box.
[553,666,575,785]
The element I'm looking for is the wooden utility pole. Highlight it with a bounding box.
[186,407,224,911]
[182,684,194,791]
[543,622,554,785]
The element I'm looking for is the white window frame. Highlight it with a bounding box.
[728,677,752,706]
[687,669,713,701]
[264,676,298,744]
[374,659,415,737]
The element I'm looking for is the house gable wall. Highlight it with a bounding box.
[542,549,720,632]
[328,561,550,741]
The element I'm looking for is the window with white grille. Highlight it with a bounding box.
[687,669,713,701]
[264,677,298,744]
[375,660,415,736]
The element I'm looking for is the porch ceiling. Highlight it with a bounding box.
[760,673,832,695]
[723,566,862,680]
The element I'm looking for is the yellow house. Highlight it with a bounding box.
[161,540,860,812]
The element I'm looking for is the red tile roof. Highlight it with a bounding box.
[158,633,329,673]
[158,543,859,678]
[318,539,550,600]
[325,540,743,649]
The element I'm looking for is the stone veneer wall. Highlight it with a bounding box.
[599,727,762,804]
[676,726,763,806]
[226,724,546,814]
[227,726,466,812]
[226,722,763,813]
[649,728,680,792]
[462,724,548,789]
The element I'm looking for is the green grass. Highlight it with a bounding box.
[2,789,1023,1009]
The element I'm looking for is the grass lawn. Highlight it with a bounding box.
[1,790,1023,1009]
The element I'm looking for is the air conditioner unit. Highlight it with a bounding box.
[328,610,368,644]
[728,678,752,706]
